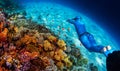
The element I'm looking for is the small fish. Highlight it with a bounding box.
[68,28,70,32]
[62,28,64,30]
[57,26,60,29]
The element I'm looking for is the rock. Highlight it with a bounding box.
[89,63,98,71]
[65,46,71,53]
[17,14,24,18]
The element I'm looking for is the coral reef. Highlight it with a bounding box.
[0,9,98,71]
[0,11,74,71]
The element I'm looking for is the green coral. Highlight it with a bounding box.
[77,58,88,66]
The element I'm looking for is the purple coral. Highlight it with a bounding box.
[20,62,31,71]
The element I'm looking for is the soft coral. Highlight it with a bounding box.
[0,28,8,42]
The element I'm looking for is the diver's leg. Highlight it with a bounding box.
[101,46,113,57]
[79,33,92,50]
[90,45,105,53]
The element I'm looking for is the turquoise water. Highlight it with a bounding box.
[0,0,120,71]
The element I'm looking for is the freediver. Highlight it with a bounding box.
[67,16,112,57]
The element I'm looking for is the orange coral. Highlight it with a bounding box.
[21,35,31,44]
[31,52,39,59]
[0,67,2,71]
[26,44,39,52]
[20,35,37,45]
[14,27,18,33]
[0,28,8,42]
[0,22,4,32]
[54,54,61,61]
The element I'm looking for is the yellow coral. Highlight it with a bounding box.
[49,51,54,57]
[63,56,72,67]
[43,40,53,51]
[14,27,18,33]
[47,35,57,43]
[7,56,13,63]
[57,40,66,50]
[66,61,72,67]
[56,61,64,69]
[53,49,67,61]
[57,49,63,55]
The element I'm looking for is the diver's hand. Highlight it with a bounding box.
[66,19,71,23]
[66,19,75,25]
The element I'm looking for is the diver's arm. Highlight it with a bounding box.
[67,19,76,24]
